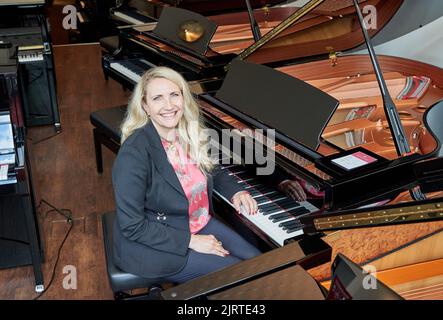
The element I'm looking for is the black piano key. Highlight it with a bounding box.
[258,202,280,210]
[285,224,303,231]
[220,164,239,170]
[274,198,299,208]
[249,189,261,197]
[286,224,303,233]
[260,205,285,215]
[228,169,246,175]
[247,183,265,189]
[234,171,254,180]
[269,212,293,222]
[254,185,276,194]
[286,207,310,217]
[255,197,272,205]
[279,219,301,229]
[133,59,154,70]
[265,193,288,201]
[256,195,286,206]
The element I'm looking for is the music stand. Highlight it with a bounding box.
[152,7,217,56]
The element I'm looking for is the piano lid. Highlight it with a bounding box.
[215,60,339,151]
[208,0,404,65]
[156,0,286,15]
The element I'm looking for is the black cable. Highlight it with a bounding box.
[33,199,73,300]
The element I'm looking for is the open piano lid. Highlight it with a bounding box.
[157,0,286,15]
[209,0,404,65]
[214,60,339,152]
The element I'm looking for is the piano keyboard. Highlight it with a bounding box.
[113,10,153,25]
[214,162,318,247]
[18,50,43,63]
[109,59,156,83]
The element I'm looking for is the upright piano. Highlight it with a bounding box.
[0,44,44,293]
[0,0,61,131]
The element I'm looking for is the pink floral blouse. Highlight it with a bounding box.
[161,137,211,234]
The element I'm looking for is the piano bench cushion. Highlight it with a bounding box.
[90,105,127,144]
[99,35,120,54]
[102,212,166,293]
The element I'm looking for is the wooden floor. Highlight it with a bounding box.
[0,44,131,299]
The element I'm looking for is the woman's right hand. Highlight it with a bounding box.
[189,234,229,257]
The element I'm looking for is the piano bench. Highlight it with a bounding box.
[102,212,167,300]
[90,105,126,173]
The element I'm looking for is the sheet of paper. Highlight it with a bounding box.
[0,164,8,180]
[331,151,377,170]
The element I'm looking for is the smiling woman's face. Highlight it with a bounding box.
[142,77,184,139]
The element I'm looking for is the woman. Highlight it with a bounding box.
[112,66,261,283]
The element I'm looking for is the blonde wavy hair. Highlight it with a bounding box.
[120,66,214,173]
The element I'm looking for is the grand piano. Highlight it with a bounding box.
[0,41,44,293]
[102,0,404,87]
[110,0,286,26]
[192,1,443,299]
[99,0,443,298]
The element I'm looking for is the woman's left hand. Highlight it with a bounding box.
[232,191,258,215]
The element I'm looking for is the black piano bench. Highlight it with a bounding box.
[102,212,167,300]
[90,105,126,174]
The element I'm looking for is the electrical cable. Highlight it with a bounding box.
[33,199,73,300]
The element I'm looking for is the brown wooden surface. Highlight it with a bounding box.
[0,44,130,299]
[321,257,443,300]
[308,223,443,282]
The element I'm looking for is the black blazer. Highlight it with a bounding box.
[112,121,243,278]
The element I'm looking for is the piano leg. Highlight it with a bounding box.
[24,141,45,293]
[22,196,44,293]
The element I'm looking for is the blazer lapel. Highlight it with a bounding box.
[143,122,186,198]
